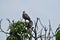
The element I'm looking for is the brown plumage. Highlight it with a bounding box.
[22,11,30,21]
[27,20,33,28]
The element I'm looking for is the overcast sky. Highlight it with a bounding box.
[0,0,60,40]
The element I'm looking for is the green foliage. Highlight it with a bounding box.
[6,35,19,40]
[56,26,60,40]
[6,21,30,40]
[56,30,60,40]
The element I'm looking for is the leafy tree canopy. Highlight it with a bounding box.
[6,21,30,40]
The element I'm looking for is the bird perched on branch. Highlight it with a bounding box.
[27,20,33,28]
[22,11,30,21]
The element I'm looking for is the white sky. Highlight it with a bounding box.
[0,0,60,40]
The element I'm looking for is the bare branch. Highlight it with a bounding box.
[47,34,56,39]
[37,35,45,38]
[0,19,2,29]
[12,20,14,24]
[38,18,45,29]
[0,19,9,34]
[6,18,11,24]
[34,17,39,40]
[0,28,9,34]
[37,28,43,38]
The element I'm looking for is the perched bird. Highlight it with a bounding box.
[27,20,33,28]
[22,11,30,21]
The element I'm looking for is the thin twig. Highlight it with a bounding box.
[0,19,9,34]
[38,18,45,29]
[37,28,43,38]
